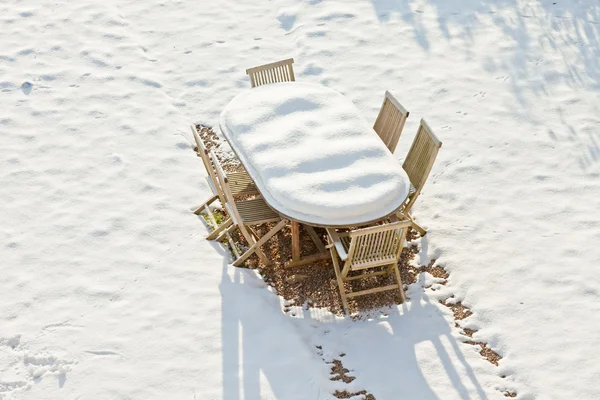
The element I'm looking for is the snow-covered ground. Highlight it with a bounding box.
[1,0,599,399]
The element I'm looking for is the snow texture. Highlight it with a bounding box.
[220,82,410,226]
[1,0,600,399]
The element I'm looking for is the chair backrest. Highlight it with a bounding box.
[345,221,409,270]
[402,119,442,213]
[246,58,295,88]
[191,125,226,205]
[211,149,244,227]
[373,91,409,153]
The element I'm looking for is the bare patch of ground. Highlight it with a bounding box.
[317,348,376,399]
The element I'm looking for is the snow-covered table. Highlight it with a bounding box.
[220,82,411,265]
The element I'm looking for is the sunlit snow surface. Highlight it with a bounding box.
[1,0,600,399]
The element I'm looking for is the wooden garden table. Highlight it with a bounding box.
[220,82,411,267]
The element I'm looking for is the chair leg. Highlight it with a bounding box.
[225,232,241,259]
[247,226,261,243]
[330,247,350,314]
[216,222,238,242]
[216,222,241,259]
[193,194,219,215]
[206,217,232,240]
[385,263,395,277]
[406,213,426,236]
[392,263,406,303]
[238,224,271,266]
[233,219,287,267]
[397,212,427,236]
[410,221,427,236]
[304,225,327,254]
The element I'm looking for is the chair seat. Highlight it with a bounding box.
[235,198,280,224]
[228,171,259,196]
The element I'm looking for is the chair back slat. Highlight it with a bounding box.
[277,65,284,81]
[373,91,409,153]
[353,230,393,267]
[402,119,442,213]
[345,222,408,270]
[246,58,295,88]
[357,235,368,263]
[385,229,395,256]
[278,65,284,81]
[191,125,226,205]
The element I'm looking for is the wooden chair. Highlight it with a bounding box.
[191,125,258,240]
[326,220,412,314]
[398,119,442,236]
[246,58,295,88]
[212,149,288,267]
[373,91,409,153]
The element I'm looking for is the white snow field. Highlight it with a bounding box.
[1,0,599,399]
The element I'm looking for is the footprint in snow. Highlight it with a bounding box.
[276,11,296,31]
[21,81,32,95]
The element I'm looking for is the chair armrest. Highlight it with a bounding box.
[326,228,348,261]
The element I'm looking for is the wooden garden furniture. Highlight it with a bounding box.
[211,149,287,267]
[326,220,412,314]
[397,119,442,235]
[190,125,259,240]
[220,82,411,267]
[373,90,410,153]
[246,58,295,88]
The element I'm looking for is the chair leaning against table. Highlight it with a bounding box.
[397,118,442,236]
[190,125,259,240]
[211,149,288,267]
[326,220,412,314]
[373,90,410,154]
[246,58,295,88]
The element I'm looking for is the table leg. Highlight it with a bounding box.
[286,221,330,268]
[304,225,327,254]
[287,252,331,268]
[291,221,300,262]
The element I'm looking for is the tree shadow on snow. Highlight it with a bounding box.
[369,0,600,171]
[370,0,600,89]
[219,257,324,399]
[219,251,491,399]
[298,275,490,399]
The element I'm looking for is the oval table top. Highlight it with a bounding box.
[219,82,410,227]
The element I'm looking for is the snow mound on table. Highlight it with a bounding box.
[220,82,409,225]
